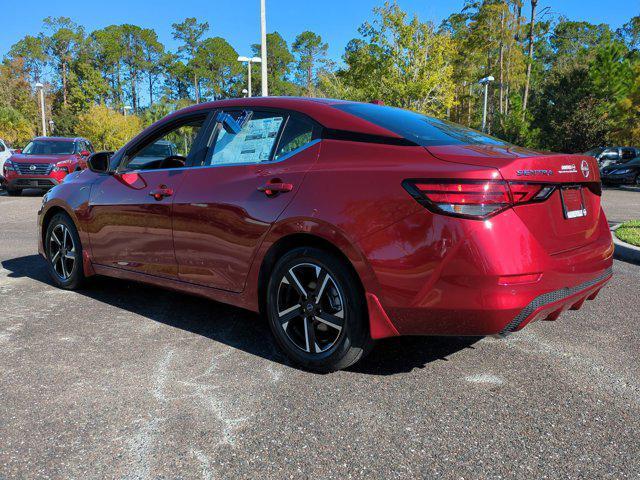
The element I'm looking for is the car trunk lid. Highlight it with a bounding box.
[426,144,603,254]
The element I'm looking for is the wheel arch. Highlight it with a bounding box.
[40,202,95,277]
[255,228,377,318]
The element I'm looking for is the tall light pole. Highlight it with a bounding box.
[237,56,262,97]
[34,83,46,137]
[478,76,494,133]
[260,0,268,96]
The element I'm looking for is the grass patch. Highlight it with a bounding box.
[616,220,640,247]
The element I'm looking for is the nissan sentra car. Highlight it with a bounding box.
[37,98,613,372]
[3,137,94,195]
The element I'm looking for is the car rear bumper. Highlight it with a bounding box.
[358,207,614,337]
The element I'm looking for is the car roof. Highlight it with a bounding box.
[162,97,404,139]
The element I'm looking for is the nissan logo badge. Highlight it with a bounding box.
[581,160,590,178]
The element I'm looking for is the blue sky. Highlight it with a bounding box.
[1,0,637,61]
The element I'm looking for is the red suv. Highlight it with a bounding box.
[37,98,613,371]
[3,137,93,196]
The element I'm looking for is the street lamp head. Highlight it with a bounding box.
[237,56,250,62]
[123,106,132,110]
[251,57,262,63]
[478,76,495,85]
[34,82,44,89]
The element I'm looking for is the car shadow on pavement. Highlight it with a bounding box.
[2,254,482,375]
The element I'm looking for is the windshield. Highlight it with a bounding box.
[23,140,76,155]
[333,103,509,147]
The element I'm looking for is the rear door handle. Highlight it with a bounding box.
[149,186,174,201]
[257,182,294,196]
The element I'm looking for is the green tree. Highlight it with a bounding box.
[8,35,47,84]
[140,29,165,106]
[195,37,242,100]
[252,32,299,96]
[330,2,456,115]
[292,31,328,95]
[172,18,209,102]
[76,104,142,150]
[43,17,84,107]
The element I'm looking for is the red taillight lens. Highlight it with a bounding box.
[403,179,554,219]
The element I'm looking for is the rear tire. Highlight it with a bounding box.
[45,213,85,290]
[6,187,21,196]
[266,247,373,372]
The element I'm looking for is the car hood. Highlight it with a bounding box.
[9,154,76,164]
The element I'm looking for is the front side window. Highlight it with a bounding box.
[23,140,76,155]
[123,117,206,171]
[333,103,509,147]
[205,111,284,166]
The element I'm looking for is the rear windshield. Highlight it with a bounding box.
[585,148,605,156]
[333,103,508,147]
[23,140,76,155]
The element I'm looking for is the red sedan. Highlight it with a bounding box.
[37,98,613,372]
[3,137,94,195]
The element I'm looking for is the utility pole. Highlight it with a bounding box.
[260,0,268,96]
[479,76,494,133]
[35,83,46,137]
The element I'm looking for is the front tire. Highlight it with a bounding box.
[45,213,85,290]
[6,186,21,196]
[266,247,372,372]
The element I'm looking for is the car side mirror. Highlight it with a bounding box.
[87,151,113,173]
[80,150,90,157]
[14,149,22,154]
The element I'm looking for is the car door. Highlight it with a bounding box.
[172,109,322,292]
[88,111,213,279]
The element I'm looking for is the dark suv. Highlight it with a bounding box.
[2,137,94,196]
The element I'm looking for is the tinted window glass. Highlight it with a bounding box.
[621,148,635,160]
[23,140,75,155]
[205,111,284,166]
[274,116,316,160]
[0,142,5,152]
[124,118,205,170]
[333,103,509,146]
[585,148,604,157]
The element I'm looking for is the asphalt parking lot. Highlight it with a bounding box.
[0,188,639,479]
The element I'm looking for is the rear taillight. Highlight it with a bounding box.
[402,179,555,219]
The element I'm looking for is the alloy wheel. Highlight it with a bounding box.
[49,224,76,281]
[276,262,345,354]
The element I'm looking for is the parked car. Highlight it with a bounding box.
[584,146,640,169]
[37,98,613,372]
[601,157,640,186]
[2,137,94,196]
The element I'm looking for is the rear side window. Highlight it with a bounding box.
[205,111,284,166]
[333,103,508,147]
[274,116,317,160]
